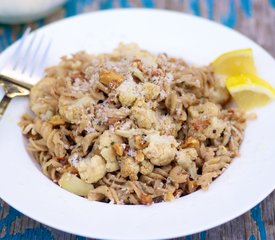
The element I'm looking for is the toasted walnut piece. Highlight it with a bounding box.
[135,150,144,162]
[134,135,149,149]
[190,117,211,131]
[173,189,183,199]
[181,137,200,149]
[164,192,175,202]
[112,143,124,156]
[48,115,65,126]
[140,194,153,205]
[63,165,78,174]
[99,69,123,89]
[169,166,188,184]
[120,157,140,181]
[132,59,143,71]
[107,117,120,125]
[88,192,105,201]
[187,179,198,193]
[166,182,179,193]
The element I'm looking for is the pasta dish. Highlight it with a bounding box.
[20,44,247,204]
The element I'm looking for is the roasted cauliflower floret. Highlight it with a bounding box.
[100,148,119,172]
[120,157,140,181]
[131,106,157,129]
[77,155,106,183]
[117,79,139,106]
[157,114,182,136]
[176,148,198,179]
[140,160,154,175]
[97,130,123,172]
[143,133,178,166]
[58,95,94,123]
[142,82,160,100]
[203,117,226,139]
[189,115,226,141]
[188,102,226,141]
[98,130,123,149]
[188,102,220,119]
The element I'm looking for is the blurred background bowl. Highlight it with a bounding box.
[0,0,67,24]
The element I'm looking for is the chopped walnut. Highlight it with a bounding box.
[164,192,175,202]
[99,69,123,89]
[140,194,153,205]
[48,115,66,126]
[135,150,145,162]
[181,137,200,149]
[112,143,124,156]
[134,135,149,149]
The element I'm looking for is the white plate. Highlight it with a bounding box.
[0,9,275,240]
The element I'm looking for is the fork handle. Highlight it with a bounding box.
[0,74,32,90]
[0,95,12,119]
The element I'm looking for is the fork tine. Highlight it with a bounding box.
[25,34,45,78]
[12,27,31,71]
[21,32,37,74]
[30,37,52,78]
[0,27,31,73]
[21,32,38,74]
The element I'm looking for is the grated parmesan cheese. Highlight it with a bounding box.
[128,149,136,157]
[68,153,80,167]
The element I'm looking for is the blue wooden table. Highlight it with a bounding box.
[0,1,274,239]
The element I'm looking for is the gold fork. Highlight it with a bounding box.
[0,28,51,119]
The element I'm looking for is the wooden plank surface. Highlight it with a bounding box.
[0,0,275,239]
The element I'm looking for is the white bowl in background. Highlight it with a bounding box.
[0,0,67,24]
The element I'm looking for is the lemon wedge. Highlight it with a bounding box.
[226,74,275,110]
[212,48,256,75]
